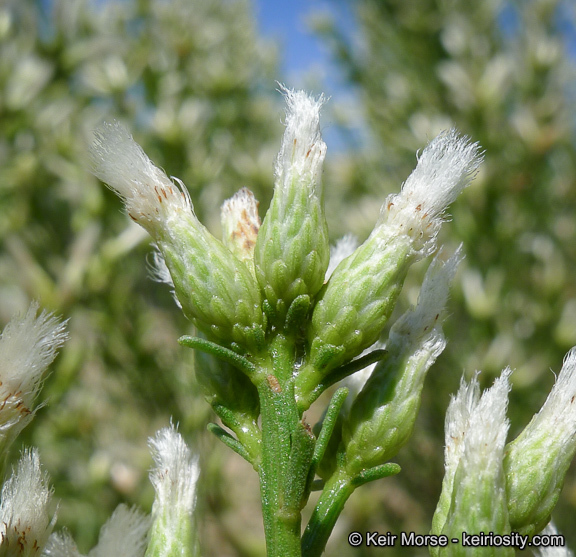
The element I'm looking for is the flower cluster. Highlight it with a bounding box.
[3,84,574,557]
[431,349,576,552]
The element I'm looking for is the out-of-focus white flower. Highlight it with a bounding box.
[0,302,67,453]
[146,425,200,557]
[88,505,149,557]
[532,522,573,557]
[0,449,56,557]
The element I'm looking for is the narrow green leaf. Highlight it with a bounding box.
[179,335,257,376]
[207,423,252,464]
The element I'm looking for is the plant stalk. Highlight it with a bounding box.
[301,467,355,557]
[256,334,306,557]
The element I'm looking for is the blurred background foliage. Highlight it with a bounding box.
[1,0,576,555]
[0,0,279,553]
[314,1,576,554]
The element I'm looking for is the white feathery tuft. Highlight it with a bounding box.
[90,121,193,234]
[531,347,576,443]
[0,302,68,394]
[147,246,185,312]
[0,302,67,444]
[462,368,511,470]
[148,245,175,289]
[0,448,56,556]
[275,86,326,192]
[445,368,511,473]
[390,245,463,345]
[148,425,200,518]
[42,531,82,557]
[380,129,482,251]
[511,347,576,457]
[444,372,482,473]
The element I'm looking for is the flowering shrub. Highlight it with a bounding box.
[1,87,575,557]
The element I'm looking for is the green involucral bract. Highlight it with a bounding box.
[146,514,199,557]
[503,348,576,536]
[159,216,265,351]
[432,372,512,557]
[254,89,329,327]
[344,333,444,475]
[296,230,414,405]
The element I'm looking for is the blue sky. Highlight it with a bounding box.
[253,0,349,91]
[253,0,360,150]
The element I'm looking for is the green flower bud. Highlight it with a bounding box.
[160,231,264,350]
[254,87,330,325]
[343,249,460,476]
[307,230,414,377]
[432,370,512,556]
[301,130,481,386]
[90,122,264,351]
[504,348,576,536]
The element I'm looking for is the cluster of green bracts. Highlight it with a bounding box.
[91,88,576,557]
[431,348,576,556]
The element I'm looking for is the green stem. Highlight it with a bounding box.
[302,463,402,557]
[256,335,306,557]
[301,467,355,557]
